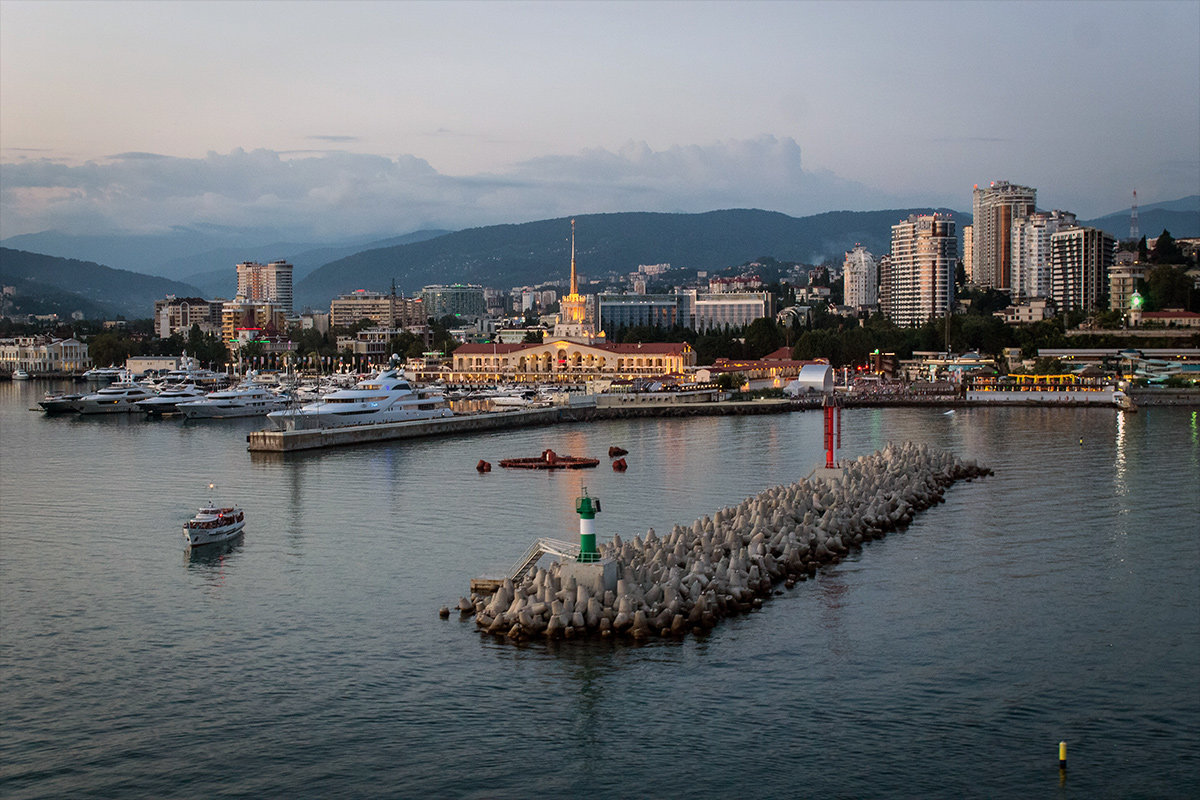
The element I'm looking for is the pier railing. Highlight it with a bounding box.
[508,537,580,581]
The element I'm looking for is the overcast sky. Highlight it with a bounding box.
[2,0,1197,239]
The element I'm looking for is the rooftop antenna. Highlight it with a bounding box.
[1130,190,1140,241]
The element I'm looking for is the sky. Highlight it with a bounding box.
[1,0,1198,241]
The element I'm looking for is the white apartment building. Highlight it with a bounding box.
[1050,226,1116,313]
[843,245,877,309]
[236,260,294,315]
[886,214,957,327]
[694,292,772,331]
[329,290,425,329]
[1109,262,1148,312]
[1010,210,1076,300]
[154,296,225,339]
[972,181,1037,290]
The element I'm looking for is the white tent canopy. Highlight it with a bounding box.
[783,363,833,395]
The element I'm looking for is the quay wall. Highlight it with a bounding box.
[246,400,796,452]
[1128,388,1200,406]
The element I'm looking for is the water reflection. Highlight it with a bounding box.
[818,572,851,660]
[1114,409,1128,499]
[185,532,245,579]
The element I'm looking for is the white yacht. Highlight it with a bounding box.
[11,368,30,380]
[39,392,85,414]
[178,377,290,419]
[149,357,227,391]
[82,366,126,383]
[266,368,453,430]
[135,382,208,416]
[73,374,156,414]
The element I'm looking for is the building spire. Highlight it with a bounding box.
[570,218,577,296]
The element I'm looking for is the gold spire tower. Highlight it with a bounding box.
[554,218,600,342]
[570,218,578,297]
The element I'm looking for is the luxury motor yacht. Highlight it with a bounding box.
[73,374,156,414]
[177,377,290,419]
[265,368,453,430]
[39,392,84,413]
[82,366,126,383]
[134,382,209,416]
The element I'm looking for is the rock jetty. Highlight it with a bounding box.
[460,443,991,642]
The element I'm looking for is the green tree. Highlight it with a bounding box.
[1028,357,1065,374]
[1137,235,1149,262]
[1150,229,1183,264]
[1143,265,1196,311]
[743,317,784,358]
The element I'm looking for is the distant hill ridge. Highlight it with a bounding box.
[0,248,202,319]
[295,207,968,307]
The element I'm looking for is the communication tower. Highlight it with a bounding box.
[1130,190,1140,241]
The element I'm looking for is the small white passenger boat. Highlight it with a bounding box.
[12,368,30,380]
[183,486,246,547]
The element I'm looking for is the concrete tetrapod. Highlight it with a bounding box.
[461,443,991,642]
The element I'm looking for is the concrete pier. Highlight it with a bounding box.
[246,399,793,453]
[247,407,566,452]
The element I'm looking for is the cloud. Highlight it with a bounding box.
[0,138,900,239]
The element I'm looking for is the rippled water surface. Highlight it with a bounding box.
[2,380,1198,798]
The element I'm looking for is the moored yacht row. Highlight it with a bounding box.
[35,366,457,425]
[32,364,559,423]
[266,368,453,430]
[37,372,293,418]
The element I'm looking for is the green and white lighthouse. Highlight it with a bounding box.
[576,489,602,562]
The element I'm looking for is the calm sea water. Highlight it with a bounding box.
[1,379,1197,799]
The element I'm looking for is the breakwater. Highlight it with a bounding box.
[462,443,991,641]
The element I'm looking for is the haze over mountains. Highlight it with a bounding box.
[1,197,1196,320]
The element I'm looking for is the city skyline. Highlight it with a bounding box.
[1,1,1198,241]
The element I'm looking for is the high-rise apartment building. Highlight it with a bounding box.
[887,213,956,327]
[235,260,294,315]
[421,284,487,319]
[843,245,877,309]
[971,181,1036,290]
[877,255,893,319]
[1050,226,1115,313]
[1010,210,1076,300]
[961,225,973,283]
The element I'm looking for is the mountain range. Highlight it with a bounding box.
[293,207,964,308]
[1,196,1195,321]
[0,248,202,319]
